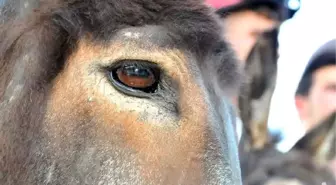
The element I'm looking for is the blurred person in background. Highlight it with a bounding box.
[206,0,289,67]
[206,1,336,184]
[294,39,336,133]
[293,39,336,177]
[206,0,298,147]
[205,0,285,145]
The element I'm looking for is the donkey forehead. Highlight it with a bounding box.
[73,26,197,73]
[105,26,187,57]
[116,26,175,45]
[104,26,234,79]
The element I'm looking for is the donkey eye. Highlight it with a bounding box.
[116,65,155,88]
[108,60,160,97]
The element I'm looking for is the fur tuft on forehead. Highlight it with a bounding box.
[0,0,241,99]
[2,0,222,50]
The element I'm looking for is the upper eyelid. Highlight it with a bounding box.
[99,59,162,72]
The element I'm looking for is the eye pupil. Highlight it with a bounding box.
[123,66,150,78]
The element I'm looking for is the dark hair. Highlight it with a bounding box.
[295,39,336,97]
[295,73,312,96]
[216,0,285,21]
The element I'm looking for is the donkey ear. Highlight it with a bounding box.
[292,112,336,165]
[238,29,279,150]
[0,9,69,104]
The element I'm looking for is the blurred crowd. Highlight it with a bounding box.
[206,0,335,184]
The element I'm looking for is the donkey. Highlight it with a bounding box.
[0,0,243,184]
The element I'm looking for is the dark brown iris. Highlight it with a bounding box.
[116,65,155,89]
